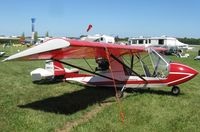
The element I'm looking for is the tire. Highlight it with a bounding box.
[116,91,124,98]
[171,86,180,95]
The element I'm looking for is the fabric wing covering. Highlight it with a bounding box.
[3,38,166,61]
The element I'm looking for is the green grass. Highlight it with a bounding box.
[0,45,200,132]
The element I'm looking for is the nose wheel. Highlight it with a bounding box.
[171,86,180,95]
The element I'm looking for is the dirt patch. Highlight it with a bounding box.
[56,101,113,132]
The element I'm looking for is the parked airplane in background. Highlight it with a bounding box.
[0,51,5,57]
[194,50,200,60]
[3,38,198,96]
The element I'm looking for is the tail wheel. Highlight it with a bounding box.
[171,86,180,95]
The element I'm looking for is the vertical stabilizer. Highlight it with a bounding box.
[45,60,65,76]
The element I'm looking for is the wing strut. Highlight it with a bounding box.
[110,54,148,84]
[131,55,134,70]
[83,57,94,72]
[105,48,125,124]
[52,59,123,83]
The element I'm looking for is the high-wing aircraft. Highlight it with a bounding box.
[3,38,198,96]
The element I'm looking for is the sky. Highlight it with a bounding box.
[0,0,199,38]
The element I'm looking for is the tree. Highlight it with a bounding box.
[21,32,25,38]
[45,31,49,37]
[19,32,25,43]
[34,32,38,42]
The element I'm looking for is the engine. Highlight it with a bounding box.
[95,58,109,71]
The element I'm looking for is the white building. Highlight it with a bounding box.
[128,36,189,50]
[80,34,115,44]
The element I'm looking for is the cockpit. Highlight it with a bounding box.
[148,48,169,78]
[122,48,170,78]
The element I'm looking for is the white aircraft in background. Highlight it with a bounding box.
[0,51,5,57]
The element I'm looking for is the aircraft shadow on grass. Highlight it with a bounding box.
[18,86,178,115]
[18,86,115,115]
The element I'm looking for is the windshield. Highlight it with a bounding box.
[149,48,169,78]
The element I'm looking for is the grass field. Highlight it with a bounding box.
[0,45,200,132]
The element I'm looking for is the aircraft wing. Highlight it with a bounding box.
[3,38,166,61]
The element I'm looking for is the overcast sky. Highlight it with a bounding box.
[0,0,199,38]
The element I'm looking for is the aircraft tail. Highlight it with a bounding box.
[45,60,66,76]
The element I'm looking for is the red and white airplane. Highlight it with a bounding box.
[3,38,198,96]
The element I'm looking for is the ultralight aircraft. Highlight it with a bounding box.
[3,38,198,97]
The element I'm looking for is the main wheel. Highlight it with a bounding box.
[171,86,180,95]
[116,91,124,98]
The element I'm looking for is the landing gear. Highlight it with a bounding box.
[171,86,180,95]
[116,86,126,98]
[116,91,124,98]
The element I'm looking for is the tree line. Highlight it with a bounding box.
[178,38,200,45]
[1,36,200,45]
[0,39,19,44]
